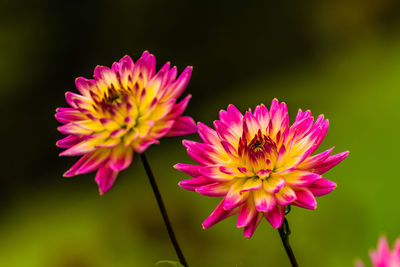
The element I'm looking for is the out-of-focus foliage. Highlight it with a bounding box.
[1,0,400,266]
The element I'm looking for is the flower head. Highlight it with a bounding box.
[175,99,348,238]
[356,236,400,267]
[56,51,197,194]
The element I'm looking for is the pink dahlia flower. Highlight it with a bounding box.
[56,51,197,195]
[356,236,400,267]
[175,99,348,238]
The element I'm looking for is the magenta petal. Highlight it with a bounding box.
[202,199,238,229]
[265,205,285,228]
[65,91,89,109]
[275,186,296,206]
[221,140,238,158]
[254,190,276,212]
[284,170,321,187]
[394,238,400,257]
[95,165,119,195]
[118,55,134,71]
[109,147,133,171]
[313,151,349,174]
[214,120,239,143]
[178,177,211,191]
[174,163,201,177]
[165,116,197,137]
[63,154,89,177]
[133,139,159,153]
[254,104,270,130]
[164,66,192,99]
[298,147,334,170]
[184,141,226,165]
[55,108,85,124]
[94,65,114,81]
[57,135,82,148]
[167,94,191,119]
[199,165,232,182]
[223,184,249,210]
[293,188,317,210]
[237,201,257,228]
[218,104,243,137]
[196,183,230,197]
[75,77,93,97]
[370,236,391,267]
[307,178,337,197]
[243,213,262,239]
[59,140,97,156]
[75,150,111,175]
[242,111,260,140]
[197,122,220,145]
[291,112,314,137]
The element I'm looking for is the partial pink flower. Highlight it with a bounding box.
[356,236,400,267]
[56,51,197,194]
[175,99,348,238]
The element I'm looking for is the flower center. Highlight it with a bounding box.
[101,86,123,106]
[250,139,264,152]
[238,129,278,172]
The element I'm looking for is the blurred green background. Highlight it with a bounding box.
[1,0,400,266]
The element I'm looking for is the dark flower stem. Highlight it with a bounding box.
[140,153,188,267]
[277,207,299,267]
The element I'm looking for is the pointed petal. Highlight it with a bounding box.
[243,213,263,239]
[56,135,82,148]
[307,178,337,197]
[240,178,262,193]
[202,199,238,229]
[95,165,119,195]
[223,179,249,210]
[178,177,211,191]
[73,149,111,175]
[163,66,192,100]
[214,120,240,145]
[264,205,285,228]
[63,154,89,177]
[166,94,191,119]
[298,147,334,170]
[275,186,297,206]
[221,140,238,158]
[264,174,286,193]
[166,116,197,137]
[253,189,276,212]
[312,151,349,174]
[196,182,231,197]
[199,165,234,182]
[370,236,391,267]
[218,104,243,138]
[293,188,317,210]
[242,111,260,139]
[254,104,270,133]
[60,138,102,156]
[237,198,257,228]
[133,139,159,153]
[284,170,321,187]
[174,163,201,177]
[75,77,93,97]
[109,145,133,171]
[197,122,220,145]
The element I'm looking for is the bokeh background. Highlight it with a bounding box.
[1,0,400,266]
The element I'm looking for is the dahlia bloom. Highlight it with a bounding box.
[56,51,197,194]
[175,99,348,238]
[356,236,400,267]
